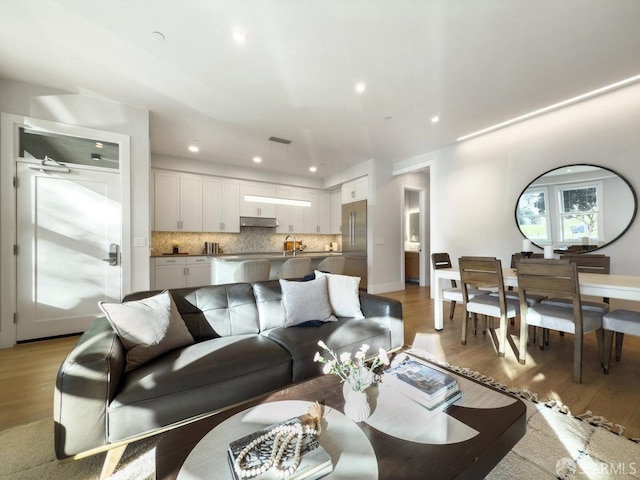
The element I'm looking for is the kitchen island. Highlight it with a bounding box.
[210,251,343,284]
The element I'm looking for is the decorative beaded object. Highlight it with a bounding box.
[230,403,324,479]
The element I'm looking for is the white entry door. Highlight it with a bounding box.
[16,160,122,340]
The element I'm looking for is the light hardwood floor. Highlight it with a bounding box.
[1,284,639,439]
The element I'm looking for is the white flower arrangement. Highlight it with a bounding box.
[314,341,390,392]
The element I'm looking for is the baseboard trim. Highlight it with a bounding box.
[367,281,405,295]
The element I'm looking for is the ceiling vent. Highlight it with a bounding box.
[268,136,291,145]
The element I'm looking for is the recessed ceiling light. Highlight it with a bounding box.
[355,82,366,94]
[95,142,103,148]
[253,156,262,163]
[309,166,317,173]
[152,31,166,41]
[430,115,440,123]
[188,141,199,153]
[232,29,247,45]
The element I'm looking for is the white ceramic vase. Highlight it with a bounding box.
[343,388,371,422]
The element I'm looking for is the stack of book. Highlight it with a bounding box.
[227,417,333,480]
[383,358,462,416]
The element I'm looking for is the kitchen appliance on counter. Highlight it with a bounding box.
[342,200,367,288]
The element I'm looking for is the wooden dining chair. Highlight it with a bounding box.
[506,253,547,333]
[431,253,485,320]
[458,256,519,357]
[601,309,640,373]
[540,253,610,346]
[515,258,604,383]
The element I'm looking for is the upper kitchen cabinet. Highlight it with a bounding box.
[240,182,277,217]
[154,170,202,232]
[331,189,342,234]
[276,185,304,233]
[203,177,240,233]
[341,176,368,204]
[303,190,331,234]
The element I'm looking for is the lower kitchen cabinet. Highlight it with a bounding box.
[153,256,211,290]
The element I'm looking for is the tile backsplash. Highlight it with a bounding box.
[151,229,341,256]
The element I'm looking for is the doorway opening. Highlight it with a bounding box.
[401,175,429,287]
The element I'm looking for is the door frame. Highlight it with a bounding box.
[1,113,131,348]
[401,185,428,287]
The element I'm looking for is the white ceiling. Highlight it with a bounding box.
[2,0,640,180]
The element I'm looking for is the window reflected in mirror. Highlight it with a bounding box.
[515,165,637,252]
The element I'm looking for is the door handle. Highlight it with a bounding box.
[102,243,119,266]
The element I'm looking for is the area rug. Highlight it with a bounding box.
[2,364,639,479]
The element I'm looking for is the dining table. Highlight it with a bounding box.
[433,267,640,331]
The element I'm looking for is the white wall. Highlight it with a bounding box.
[367,163,429,294]
[420,81,640,280]
[0,79,150,347]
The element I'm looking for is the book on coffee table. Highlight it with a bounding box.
[227,417,333,480]
[384,358,461,413]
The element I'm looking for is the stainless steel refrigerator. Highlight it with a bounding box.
[341,200,367,288]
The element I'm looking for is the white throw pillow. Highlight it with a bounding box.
[314,270,364,318]
[279,276,337,327]
[99,290,194,371]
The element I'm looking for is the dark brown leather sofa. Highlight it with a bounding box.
[53,280,403,475]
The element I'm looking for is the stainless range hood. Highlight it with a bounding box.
[240,216,280,228]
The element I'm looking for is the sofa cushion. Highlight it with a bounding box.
[123,283,261,341]
[279,276,337,327]
[99,291,194,372]
[314,271,364,319]
[252,280,287,331]
[107,334,292,441]
[264,318,391,382]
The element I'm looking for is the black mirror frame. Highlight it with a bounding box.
[515,164,638,253]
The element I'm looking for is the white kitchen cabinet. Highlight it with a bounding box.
[154,170,203,232]
[240,182,277,217]
[153,256,211,290]
[276,185,304,233]
[203,177,240,232]
[185,257,212,287]
[303,190,331,234]
[341,176,368,204]
[331,189,342,234]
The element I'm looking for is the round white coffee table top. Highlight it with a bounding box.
[177,400,378,480]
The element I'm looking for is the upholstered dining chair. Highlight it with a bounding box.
[601,309,640,373]
[458,256,519,357]
[505,253,547,332]
[431,252,485,320]
[316,256,346,274]
[505,253,547,303]
[277,257,312,279]
[539,253,611,346]
[515,258,604,384]
[233,259,271,283]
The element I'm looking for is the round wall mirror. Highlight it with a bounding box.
[515,164,637,252]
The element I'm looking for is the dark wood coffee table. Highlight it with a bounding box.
[156,357,526,480]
